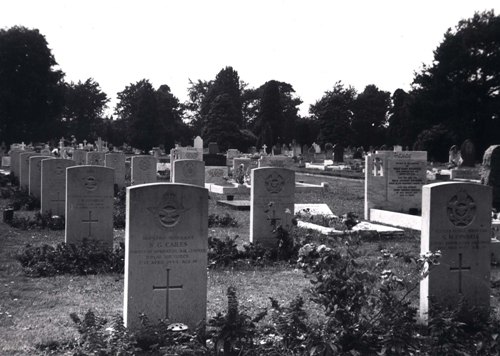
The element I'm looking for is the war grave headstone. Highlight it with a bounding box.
[41,158,75,216]
[172,159,205,187]
[72,149,87,165]
[419,182,491,323]
[28,155,52,199]
[65,166,114,247]
[105,152,126,188]
[333,144,344,162]
[10,149,26,179]
[226,149,240,166]
[250,168,295,248]
[131,156,157,185]
[19,152,39,190]
[364,151,427,222]
[258,156,294,168]
[124,183,208,330]
[1,156,11,168]
[481,145,500,211]
[171,147,204,179]
[205,166,228,185]
[86,151,105,166]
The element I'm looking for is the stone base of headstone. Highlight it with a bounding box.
[450,167,481,181]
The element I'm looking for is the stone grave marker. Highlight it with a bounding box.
[258,156,294,168]
[419,182,491,323]
[41,158,75,216]
[364,151,427,220]
[481,145,500,211]
[193,136,203,149]
[2,156,11,168]
[105,152,126,188]
[9,149,24,178]
[131,155,157,185]
[226,149,240,166]
[124,183,208,330]
[72,149,87,165]
[333,144,344,162]
[65,166,114,247]
[86,151,105,166]
[460,139,476,167]
[208,142,219,154]
[170,147,203,179]
[172,159,205,187]
[205,166,228,185]
[233,158,257,176]
[19,152,39,190]
[250,168,295,248]
[28,155,52,199]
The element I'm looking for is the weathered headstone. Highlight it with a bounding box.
[41,158,75,216]
[72,149,87,165]
[460,139,476,167]
[481,145,500,210]
[86,151,105,166]
[19,152,39,190]
[65,166,114,247]
[193,136,203,150]
[124,183,208,330]
[203,153,226,167]
[365,151,427,220]
[250,168,295,248]
[105,152,126,188]
[9,149,24,179]
[131,156,157,185]
[205,166,228,185]
[226,149,240,166]
[258,156,294,168]
[333,144,344,162]
[419,182,491,323]
[208,142,219,154]
[28,155,52,199]
[170,147,203,179]
[172,159,205,187]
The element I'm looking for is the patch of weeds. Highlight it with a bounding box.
[208,213,238,227]
[9,188,39,210]
[113,186,126,229]
[6,211,65,230]
[16,239,125,276]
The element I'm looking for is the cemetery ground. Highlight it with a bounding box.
[2,174,500,355]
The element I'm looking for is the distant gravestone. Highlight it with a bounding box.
[226,149,240,166]
[41,158,75,216]
[203,153,226,167]
[86,151,105,166]
[481,145,500,210]
[65,166,114,247]
[419,182,491,323]
[131,156,157,185]
[9,149,24,178]
[460,139,476,167]
[208,142,219,154]
[250,168,295,248]
[28,155,52,199]
[364,151,427,220]
[72,149,87,165]
[333,144,344,162]
[19,152,39,190]
[124,183,208,330]
[105,152,126,188]
[170,147,203,178]
[172,159,205,187]
[233,158,257,175]
[194,136,203,150]
[258,156,294,168]
[205,166,228,185]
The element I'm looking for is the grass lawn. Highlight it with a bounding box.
[0,173,499,355]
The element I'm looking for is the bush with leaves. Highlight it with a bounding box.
[8,188,39,210]
[208,213,238,228]
[113,186,126,229]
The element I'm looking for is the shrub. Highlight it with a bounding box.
[9,188,39,210]
[113,187,126,229]
[208,213,238,228]
[6,211,65,230]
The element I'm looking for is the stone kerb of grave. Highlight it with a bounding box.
[250,167,295,248]
[41,158,76,216]
[105,152,126,188]
[131,156,158,185]
[86,151,105,166]
[481,145,500,211]
[172,159,205,187]
[28,155,53,199]
[258,156,294,168]
[65,166,114,248]
[124,183,208,330]
[419,182,491,323]
[19,152,39,190]
[364,151,427,220]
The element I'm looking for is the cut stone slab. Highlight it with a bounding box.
[105,152,126,188]
[72,149,87,165]
[131,156,157,185]
[86,151,105,166]
[217,200,250,210]
[41,158,75,216]
[172,159,205,187]
[28,155,52,199]
[19,152,39,190]
[351,221,404,237]
[296,220,343,235]
[369,209,422,230]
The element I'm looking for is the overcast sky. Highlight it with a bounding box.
[1,0,499,116]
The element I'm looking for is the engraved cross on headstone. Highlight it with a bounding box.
[81,210,98,238]
[153,268,183,319]
[267,210,281,229]
[450,253,471,294]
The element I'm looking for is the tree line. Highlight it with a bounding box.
[0,10,498,161]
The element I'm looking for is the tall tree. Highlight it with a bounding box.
[62,78,109,142]
[309,82,356,146]
[184,79,211,135]
[411,10,500,156]
[0,26,65,144]
[386,89,418,147]
[351,85,390,148]
[156,84,190,150]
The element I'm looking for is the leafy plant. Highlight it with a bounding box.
[113,187,126,229]
[208,213,238,228]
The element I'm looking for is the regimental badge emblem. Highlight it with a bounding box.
[447,190,476,227]
[182,162,195,177]
[265,173,285,194]
[148,192,190,228]
[139,159,150,171]
[83,176,98,191]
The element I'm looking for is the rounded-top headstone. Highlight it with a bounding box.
[460,139,476,167]
[482,145,500,210]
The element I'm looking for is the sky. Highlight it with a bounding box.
[1,0,499,117]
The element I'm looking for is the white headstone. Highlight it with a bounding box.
[105,152,126,188]
[172,159,205,187]
[131,156,157,185]
[86,151,105,166]
[19,152,38,190]
[9,149,24,178]
[124,183,208,330]
[65,166,114,247]
[28,156,52,199]
[193,136,203,150]
[72,149,87,165]
[41,159,75,216]
[250,168,295,248]
[419,182,491,323]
